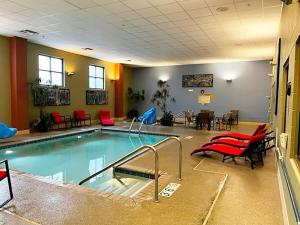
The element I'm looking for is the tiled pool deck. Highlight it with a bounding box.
[0,122,283,225]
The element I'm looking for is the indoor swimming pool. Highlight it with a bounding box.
[0,131,167,194]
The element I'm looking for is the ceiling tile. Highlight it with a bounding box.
[179,0,207,10]
[64,0,98,9]
[147,0,176,6]
[136,7,162,17]
[122,0,152,9]
[187,7,212,18]
[204,0,234,6]
[102,2,131,13]
[156,2,183,14]
[147,15,169,24]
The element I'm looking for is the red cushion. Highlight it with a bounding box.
[193,144,245,156]
[51,112,63,124]
[211,133,253,141]
[252,124,267,136]
[0,170,7,181]
[75,110,86,120]
[101,119,114,126]
[211,138,247,148]
[99,110,111,120]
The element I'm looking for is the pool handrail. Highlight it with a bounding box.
[129,117,145,134]
[129,117,137,132]
[79,144,160,202]
[114,136,182,180]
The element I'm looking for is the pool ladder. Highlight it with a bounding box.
[78,136,182,203]
[129,117,145,134]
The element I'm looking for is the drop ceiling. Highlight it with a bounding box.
[0,0,282,67]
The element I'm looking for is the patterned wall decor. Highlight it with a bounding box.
[33,86,70,106]
[86,90,108,105]
[182,74,213,87]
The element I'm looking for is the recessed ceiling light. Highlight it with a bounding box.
[82,47,93,51]
[126,59,132,62]
[216,7,229,12]
[19,29,39,36]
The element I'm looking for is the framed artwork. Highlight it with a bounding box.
[33,87,70,106]
[182,74,213,87]
[86,90,108,105]
[59,89,70,105]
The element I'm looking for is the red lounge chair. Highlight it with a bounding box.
[191,134,265,169]
[99,110,114,126]
[0,159,13,208]
[51,112,71,129]
[211,124,266,141]
[208,128,268,148]
[74,110,91,127]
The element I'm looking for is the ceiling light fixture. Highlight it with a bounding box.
[216,7,229,12]
[19,29,39,36]
[82,47,93,51]
[126,59,132,62]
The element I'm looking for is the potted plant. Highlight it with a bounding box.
[29,78,54,132]
[127,87,145,119]
[151,80,176,126]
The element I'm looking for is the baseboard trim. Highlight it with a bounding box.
[16,130,30,135]
[277,167,290,225]
[239,121,269,125]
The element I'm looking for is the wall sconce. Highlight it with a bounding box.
[188,89,194,92]
[111,63,120,81]
[65,71,75,76]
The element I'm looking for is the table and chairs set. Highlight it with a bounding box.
[184,109,239,131]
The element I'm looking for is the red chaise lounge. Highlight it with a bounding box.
[74,110,91,127]
[191,134,266,169]
[0,159,13,208]
[99,110,114,126]
[210,124,266,141]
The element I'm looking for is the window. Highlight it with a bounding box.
[89,65,105,89]
[38,55,64,86]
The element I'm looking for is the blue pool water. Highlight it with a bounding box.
[0,131,166,189]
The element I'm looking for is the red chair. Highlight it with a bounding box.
[211,124,267,141]
[0,159,13,208]
[51,112,71,129]
[99,110,114,126]
[74,110,91,127]
[191,134,265,169]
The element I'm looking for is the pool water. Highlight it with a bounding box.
[0,131,166,191]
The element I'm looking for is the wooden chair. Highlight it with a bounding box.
[230,110,239,125]
[184,110,193,128]
[215,113,232,131]
[196,112,211,130]
[0,159,13,208]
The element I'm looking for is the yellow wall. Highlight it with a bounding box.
[272,1,300,224]
[0,35,11,126]
[27,42,123,122]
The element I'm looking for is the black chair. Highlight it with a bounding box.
[0,159,13,207]
[196,112,211,130]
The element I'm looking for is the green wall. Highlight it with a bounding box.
[0,36,11,126]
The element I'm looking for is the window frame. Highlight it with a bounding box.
[88,64,105,90]
[38,54,65,87]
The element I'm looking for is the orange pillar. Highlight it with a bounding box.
[10,37,29,130]
[114,64,124,117]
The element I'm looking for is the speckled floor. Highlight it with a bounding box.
[0,123,283,225]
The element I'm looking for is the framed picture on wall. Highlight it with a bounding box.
[182,74,213,87]
[86,90,108,105]
[59,89,70,105]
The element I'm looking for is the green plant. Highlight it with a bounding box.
[151,80,176,126]
[151,80,176,114]
[29,78,56,131]
[160,111,174,126]
[128,88,145,102]
[127,88,145,119]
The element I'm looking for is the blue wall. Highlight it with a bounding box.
[132,60,272,122]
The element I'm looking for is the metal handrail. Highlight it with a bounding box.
[79,144,160,202]
[114,136,182,180]
[138,118,145,132]
[129,117,137,132]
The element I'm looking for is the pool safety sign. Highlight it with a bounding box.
[159,183,181,198]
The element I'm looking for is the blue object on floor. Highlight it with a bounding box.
[138,108,157,124]
[0,123,17,139]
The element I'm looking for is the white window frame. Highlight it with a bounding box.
[89,65,105,90]
[38,54,64,86]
